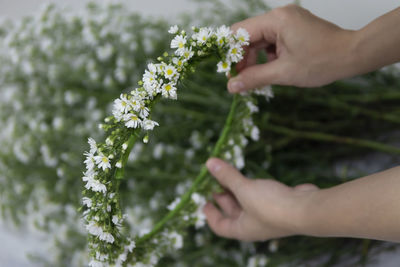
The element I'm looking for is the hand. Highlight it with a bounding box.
[203,157,319,241]
[228,4,357,92]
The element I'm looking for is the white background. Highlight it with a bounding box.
[0,0,400,266]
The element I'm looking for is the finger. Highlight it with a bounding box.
[228,60,285,92]
[203,202,238,239]
[231,12,279,44]
[206,158,249,198]
[236,46,259,73]
[213,192,242,218]
[294,183,319,192]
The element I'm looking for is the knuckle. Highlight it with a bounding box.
[271,4,299,22]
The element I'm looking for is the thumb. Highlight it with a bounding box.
[228,60,284,93]
[206,157,249,198]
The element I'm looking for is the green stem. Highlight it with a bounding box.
[266,123,400,155]
[115,131,139,180]
[134,94,239,247]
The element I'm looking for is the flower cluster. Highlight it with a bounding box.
[82,25,250,266]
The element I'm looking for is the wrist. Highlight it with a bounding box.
[291,187,325,237]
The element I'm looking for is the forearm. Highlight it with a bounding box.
[301,166,400,241]
[350,7,400,76]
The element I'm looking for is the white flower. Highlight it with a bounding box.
[167,197,181,210]
[85,178,107,194]
[250,126,260,141]
[138,105,149,118]
[181,47,194,61]
[168,25,178,34]
[82,197,92,208]
[112,215,121,226]
[163,65,177,79]
[191,193,207,229]
[235,27,250,45]
[99,231,115,243]
[216,25,232,45]
[88,137,97,154]
[124,113,142,128]
[94,154,111,171]
[96,252,109,261]
[84,152,95,171]
[168,231,183,249]
[172,57,184,68]
[194,27,211,44]
[246,101,259,113]
[127,240,136,252]
[82,170,96,182]
[86,221,103,237]
[142,119,159,131]
[171,35,187,55]
[89,259,104,267]
[217,60,231,73]
[161,83,177,99]
[122,142,128,151]
[228,44,243,63]
[254,85,274,101]
[113,94,131,114]
[115,161,122,168]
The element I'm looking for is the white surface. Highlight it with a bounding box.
[0,0,400,266]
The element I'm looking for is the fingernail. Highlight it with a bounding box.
[206,158,221,174]
[228,79,244,93]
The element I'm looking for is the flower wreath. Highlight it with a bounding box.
[81,25,272,267]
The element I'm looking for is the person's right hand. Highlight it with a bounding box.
[228,4,358,92]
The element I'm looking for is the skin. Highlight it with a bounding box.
[203,5,400,242]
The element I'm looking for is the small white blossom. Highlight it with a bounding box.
[171,35,187,55]
[99,231,115,243]
[235,27,250,45]
[217,60,231,73]
[246,101,259,113]
[216,25,232,45]
[251,126,260,141]
[115,161,122,168]
[88,137,97,154]
[167,231,183,249]
[89,259,104,267]
[194,27,211,44]
[161,83,177,99]
[142,119,159,131]
[228,44,243,63]
[85,178,107,194]
[113,94,131,114]
[94,154,111,171]
[82,197,92,208]
[163,65,177,80]
[168,25,178,34]
[124,113,142,128]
